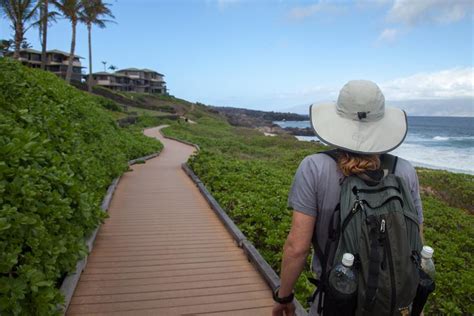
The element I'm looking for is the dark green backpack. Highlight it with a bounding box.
[310,150,423,316]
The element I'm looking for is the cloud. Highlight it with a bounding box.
[377,28,400,42]
[288,1,343,21]
[380,67,474,100]
[387,0,473,25]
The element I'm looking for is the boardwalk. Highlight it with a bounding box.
[67,126,274,315]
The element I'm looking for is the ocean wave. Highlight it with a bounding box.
[432,136,474,141]
[433,136,450,141]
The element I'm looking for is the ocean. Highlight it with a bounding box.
[274,116,474,175]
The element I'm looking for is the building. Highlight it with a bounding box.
[91,68,167,94]
[14,48,84,82]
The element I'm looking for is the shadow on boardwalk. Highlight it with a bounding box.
[67,126,274,315]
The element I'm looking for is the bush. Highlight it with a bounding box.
[0,59,162,315]
[93,95,123,112]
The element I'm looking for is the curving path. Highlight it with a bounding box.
[67,126,274,315]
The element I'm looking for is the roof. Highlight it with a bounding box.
[116,68,141,72]
[117,68,165,76]
[20,48,42,54]
[47,49,84,59]
[93,71,114,76]
[141,68,165,76]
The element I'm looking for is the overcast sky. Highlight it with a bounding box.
[1,0,472,115]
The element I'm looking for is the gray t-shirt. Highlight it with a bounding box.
[287,153,423,275]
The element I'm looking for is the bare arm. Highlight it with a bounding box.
[278,210,316,297]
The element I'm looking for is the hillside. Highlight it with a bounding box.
[0,59,162,314]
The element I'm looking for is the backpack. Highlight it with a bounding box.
[308,150,423,316]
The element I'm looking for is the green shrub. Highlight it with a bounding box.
[421,196,473,315]
[163,114,473,314]
[0,59,162,315]
[93,95,123,112]
[417,168,474,213]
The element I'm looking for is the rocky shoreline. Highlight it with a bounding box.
[212,106,315,137]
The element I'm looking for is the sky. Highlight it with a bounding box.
[1,0,473,115]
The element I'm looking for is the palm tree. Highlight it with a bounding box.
[101,60,106,71]
[0,0,40,59]
[52,0,83,83]
[80,0,114,92]
[38,0,57,70]
[108,64,116,72]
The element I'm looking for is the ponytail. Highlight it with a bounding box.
[337,150,381,177]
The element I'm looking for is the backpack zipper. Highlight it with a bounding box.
[341,199,364,233]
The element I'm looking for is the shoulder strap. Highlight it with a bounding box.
[380,154,398,174]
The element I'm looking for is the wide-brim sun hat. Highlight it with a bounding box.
[310,80,408,154]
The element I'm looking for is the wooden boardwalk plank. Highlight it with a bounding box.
[67,126,273,315]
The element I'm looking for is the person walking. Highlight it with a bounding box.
[272,80,424,316]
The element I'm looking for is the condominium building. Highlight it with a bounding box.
[91,68,167,94]
[13,48,84,82]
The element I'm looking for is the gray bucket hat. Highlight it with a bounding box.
[310,80,407,154]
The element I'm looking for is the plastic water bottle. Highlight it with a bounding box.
[328,253,357,295]
[411,246,436,316]
[420,246,435,282]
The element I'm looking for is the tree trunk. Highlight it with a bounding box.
[14,23,22,59]
[66,20,76,83]
[87,23,93,92]
[41,0,48,70]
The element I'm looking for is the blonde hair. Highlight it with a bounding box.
[337,150,381,177]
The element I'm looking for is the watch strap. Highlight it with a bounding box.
[272,287,294,304]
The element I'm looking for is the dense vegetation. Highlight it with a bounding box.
[0,59,162,315]
[212,106,308,127]
[162,109,473,315]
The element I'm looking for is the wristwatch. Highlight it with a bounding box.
[272,287,295,304]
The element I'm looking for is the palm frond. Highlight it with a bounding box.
[79,0,115,26]
[52,0,82,21]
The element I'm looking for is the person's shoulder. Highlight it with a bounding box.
[297,152,339,176]
[393,156,418,181]
[301,152,338,166]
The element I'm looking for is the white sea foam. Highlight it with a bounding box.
[391,143,474,175]
[433,136,450,141]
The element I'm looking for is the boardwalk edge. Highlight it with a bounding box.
[58,149,162,315]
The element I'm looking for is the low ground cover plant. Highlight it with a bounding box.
[163,111,473,315]
[0,59,162,315]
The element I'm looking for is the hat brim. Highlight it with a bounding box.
[310,103,408,154]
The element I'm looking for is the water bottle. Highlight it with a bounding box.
[328,253,357,296]
[323,253,357,315]
[420,246,435,282]
[411,246,436,316]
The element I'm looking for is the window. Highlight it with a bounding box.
[30,54,41,61]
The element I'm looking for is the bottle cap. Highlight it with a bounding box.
[421,246,434,259]
[342,253,354,267]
